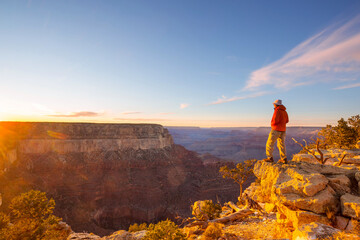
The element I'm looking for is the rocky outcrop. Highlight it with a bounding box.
[67,230,146,240]
[292,222,340,240]
[341,193,360,219]
[293,149,360,166]
[0,122,238,236]
[251,161,358,214]
[245,159,360,238]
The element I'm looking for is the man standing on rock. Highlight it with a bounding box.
[263,99,289,164]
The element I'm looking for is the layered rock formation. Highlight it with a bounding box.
[245,158,360,237]
[0,122,238,236]
[293,148,360,166]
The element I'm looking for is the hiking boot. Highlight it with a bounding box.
[278,158,288,164]
[262,157,274,162]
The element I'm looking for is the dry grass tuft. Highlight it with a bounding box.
[200,222,224,240]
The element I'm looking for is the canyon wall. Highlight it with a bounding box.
[3,122,173,165]
[0,122,238,236]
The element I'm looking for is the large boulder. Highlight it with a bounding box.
[293,149,360,166]
[67,233,101,240]
[252,161,358,214]
[334,216,350,230]
[327,175,351,195]
[277,204,331,229]
[341,193,360,219]
[292,222,340,240]
[100,230,147,240]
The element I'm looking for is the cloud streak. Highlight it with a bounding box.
[114,118,172,122]
[209,91,269,105]
[48,111,102,117]
[333,82,360,90]
[122,111,142,115]
[244,14,360,91]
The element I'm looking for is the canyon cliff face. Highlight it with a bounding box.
[0,122,238,236]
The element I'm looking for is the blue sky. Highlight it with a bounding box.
[0,0,359,127]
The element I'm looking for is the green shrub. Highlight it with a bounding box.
[128,222,148,232]
[0,190,70,240]
[201,222,224,240]
[0,212,9,230]
[9,190,55,220]
[192,200,221,221]
[144,219,186,240]
[318,115,359,149]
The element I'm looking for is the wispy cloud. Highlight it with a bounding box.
[122,111,142,115]
[244,14,360,91]
[180,103,189,109]
[333,82,360,90]
[114,118,172,122]
[209,91,269,105]
[48,111,102,117]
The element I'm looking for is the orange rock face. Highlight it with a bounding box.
[0,122,238,236]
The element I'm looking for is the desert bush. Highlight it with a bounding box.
[0,190,69,240]
[0,212,9,230]
[200,222,224,240]
[219,159,256,201]
[128,222,148,232]
[318,115,359,149]
[192,200,221,221]
[143,219,186,240]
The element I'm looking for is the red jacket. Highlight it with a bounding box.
[271,105,289,132]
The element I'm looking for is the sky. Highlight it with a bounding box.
[0,0,360,127]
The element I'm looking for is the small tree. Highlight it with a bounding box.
[219,160,256,201]
[348,115,360,139]
[0,190,70,240]
[318,115,359,149]
[191,200,221,221]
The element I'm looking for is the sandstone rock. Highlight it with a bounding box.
[58,221,73,235]
[341,193,360,219]
[355,172,360,182]
[264,203,277,213]
[253,161,344,214]
[67,233,101,240]
[293,154,338,166]
[292,222,340,240]
[292,154,318,164]
[356,140,360,149]
[277,204,331,229]
[342,156,360,165]
[101,230,131,240]
[327,149,360,158]
[100,230,146,240]
[345,218,360,232]
[283,186,338,214]
[131,230,147,240]
[243,182,262,202]
[327,175,351,195]
[293,148,360,166]
[334,216,350,230]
